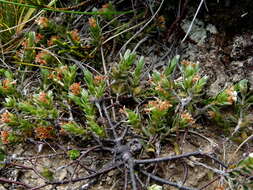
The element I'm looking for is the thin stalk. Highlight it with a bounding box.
[0,0,133,15]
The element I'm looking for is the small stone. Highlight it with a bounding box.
[107,170,115,177]
[0,184,7,190]
[57,169,68,181]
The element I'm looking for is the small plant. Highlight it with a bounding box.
[17,91,58,120]
[41,65,77,90]
[83,70,106,99]
[40,167,54,181]
[88,17,102,47]
[0,1,252,187]
[0,70,17,96]
[68,88,106,137]
[21,32,36,63]
[68,149,81,160]
[0,148,6,163]
[120,107,142,131]
[111,50,145,96]
[60,122,86,136]
[228,153,253,189]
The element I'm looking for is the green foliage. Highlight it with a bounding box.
[40,168,54,181]
[164,55,179,76]
[0,148,6,161]
[204,79,253,137]
[23,32,36,62]
[132,56,144,84]
[1,112,32,134]
[124,108,141,129]
[0,70,17,96]
[83,70,106,98]
[69,89,105,137]
[0,0,133,16]
[0,4,252,188]
[4,97,17,108]
[180,61,208,95]
[228,153,253,189]
[88,16,102,47]
[111,50,145,95]
[17,91,59,120]
[61,122,86,136]
[100,2,117,20]
[144,98,173,135]
[236,79,248,95]
[68,149,80,160]
[41,65,77,90]
[112,49,136,80]
[0,0,42,43]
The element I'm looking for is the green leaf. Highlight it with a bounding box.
[4,97,17,108]
[40,168,54,181]
[4,70,13,79]
[236,79,248,95]
[61,122,86,136]
[164,55,180,76]
[0,148,6,161]
[132,56,145,86]
[119,49,136,74]
[193,75,208,94]
[125,109,141,129]
[68,150,80,160]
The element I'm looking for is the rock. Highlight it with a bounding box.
[208,73,227,96]
[0,184,7,190]
[57,168,68,181]
[107,170,115,177]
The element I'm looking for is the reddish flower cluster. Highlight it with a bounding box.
[70,29,80,41]
[181,60,197,67]
[69,82,81,95]
[94,75,107,85]
[155,84,168,95]
[2,79,10,89]
[2,79,16,90]
[38,92,49,104]
[35,33,44,43]
[157,15,166,29]
[36,17,49,28]
[0,131,9,144]
[21,40,28,48]
[192,74,201,83]
[49,66,68,81]
[99,3,110,12]
[145,99,172,112]
[35,51,49,65]
[180,112,195,125]
[207,110,216,119]
[35,126,54,140]
[0,111,12,123]
[47,35,59,46]
[88,17,97,28]
[225,86,237,104]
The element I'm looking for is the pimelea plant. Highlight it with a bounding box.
[0,2,252,188]
[0,44,252,189]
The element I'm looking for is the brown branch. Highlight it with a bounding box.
[166,0,189,40]
[31,161,123,190]
[141,170,198,190]
[0,177,32,189]
[134,151,228,168]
